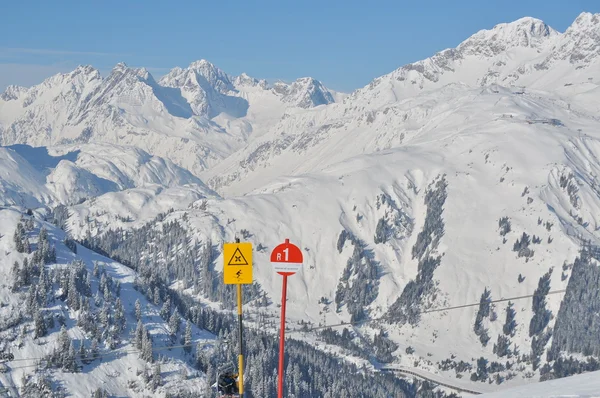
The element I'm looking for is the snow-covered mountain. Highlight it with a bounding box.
[1,11,600,397]
[0,60,337,176]
[0,143,217,207]
[204,12,600,195]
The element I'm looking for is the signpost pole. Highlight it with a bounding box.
[270,238,303,398]
[237,283,244,397]
[277,273,288,398]
[223,239,252,397]
[234,238,245,397]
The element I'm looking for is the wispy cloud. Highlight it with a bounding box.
[0,47,129,57]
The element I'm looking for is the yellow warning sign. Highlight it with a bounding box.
[223,242,253,284]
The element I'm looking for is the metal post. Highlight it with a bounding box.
[277,274,288,398]
[235,237,244,397]
[237,283,244,397]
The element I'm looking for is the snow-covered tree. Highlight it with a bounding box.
[160,297,171,320]
[141,327,153,363]
[169,311,180,336]
[135,299,142,321]
[184,321,192,354]
[135,319,144,349]
[34,309,47,338]
[152,362,162,390]
[503,301,517,337]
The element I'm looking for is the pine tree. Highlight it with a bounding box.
[48,245,56,263]
[109,326,120,350]
[67,272,80,310]
[84,272,92,297]
[15,234,24,252]
[20,259,30,286]
[100,304,109,327]
[23,236,31,254]
[374,218,388,244]
[493,334,511,357]
[169,311,180,336]
[59,325,70,352]
[141,328,153,363]
[114,298,125,332]
[90,338,99,361]
[11,260,21,290]
[184,321,192,354]
[529,269,553,337]
[13,223,25,253]
[135,320,144,349]
[135,299,142,321]
[93,261,100,278]
[34,309,47,338]
[39,227,48,242]
[26,286,38,315]
[65,340,77,372]
[160,297,171,320]
[78,340,86,362]
[503,301,517,337]
[99,273,107,295]
[152,362,162,390]
[474,288,492,346]
[153,286,161,305]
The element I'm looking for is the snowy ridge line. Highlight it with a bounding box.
[286,289,568,333]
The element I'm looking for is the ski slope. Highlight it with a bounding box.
[479,370,600,397]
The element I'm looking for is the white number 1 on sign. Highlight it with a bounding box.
[283,247,289,261]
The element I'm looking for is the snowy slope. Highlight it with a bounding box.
[0,147,54,207]
[64,108,598,392]
[479,370,600,397]
[0,208,216,397]
[0,143,217,207]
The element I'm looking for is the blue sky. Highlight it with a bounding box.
[0,0,598,92]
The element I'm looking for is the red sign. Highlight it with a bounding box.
[270,238,303,275]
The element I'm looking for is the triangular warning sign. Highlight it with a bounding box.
[228,247,249,266]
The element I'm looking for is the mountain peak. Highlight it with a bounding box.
[0,84,28,101]
[113,62,129,72]
[110,62,151,81]
[273,77,335,108]
[550,12,600,65]
[188,59,221,73]
[184,59,231,87]
[234,72,263,88]
[458,16,557,56]
[567,11,600,32]
[73,64,99,75]
[189,59,211,66]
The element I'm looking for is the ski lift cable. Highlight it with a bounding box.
[290,289,568,333]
